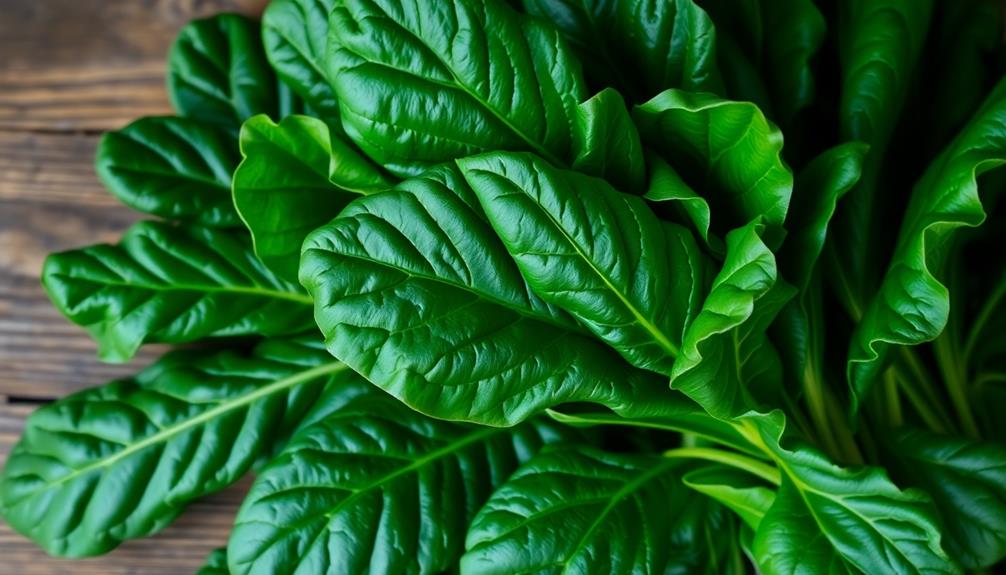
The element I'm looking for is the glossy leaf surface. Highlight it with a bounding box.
[228,394,564,575]
[96,117,240,227]
[459,151,708,375]
[42,221,313,362]
[327,0,586,175]
[0,338,356,557]
[233,114,391,280]
[571,88,646,193]
[301,166,673,426]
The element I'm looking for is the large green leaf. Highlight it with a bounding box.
[458,151,708,375]
[196,548,229,575]
[262,0,341,122]
[326,0,586,176]
[669,220,793,419]
[0,338,357,557]
[700,0,825,126]
[42,221,314,362]
[571,88,646,193]
[462,447,739,574]
[634,90,793,243]
[887,428,1006,568]
[746,412,961,575]
[167,14,283,132]
[829,0,933,310]
[227,394,565,575]
[233,114,392,280]
[523,0,722,101]
[96,117,240,227]
[848,76,1006,412]
[300,166,675,426]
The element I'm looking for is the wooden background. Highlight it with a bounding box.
[0,1,267,573]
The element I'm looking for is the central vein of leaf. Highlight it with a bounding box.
[20,361,347,496]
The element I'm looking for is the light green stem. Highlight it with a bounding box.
[662,447,781,485]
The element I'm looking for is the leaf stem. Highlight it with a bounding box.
[891,363,951,433]
[883,368,903,427]
[662,447,781,485]
[933,332,980,439]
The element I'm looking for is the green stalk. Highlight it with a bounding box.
[933,332,980,439]
[883,368,903,427]
[891,363,951,433]
[662,447,781,485]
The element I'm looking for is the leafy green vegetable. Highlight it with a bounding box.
[0,338,356,556]
[228,393,565,574]
[168,14,287,132]
[6,0,1006,572]
[327,0,586,175]
[42,221,314,362]
[463,447,740,574]
[96,117,241,227]
[232,114,391,280]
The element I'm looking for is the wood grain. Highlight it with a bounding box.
[0,1,267,572]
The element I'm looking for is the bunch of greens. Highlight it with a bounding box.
[2,0,1006,573]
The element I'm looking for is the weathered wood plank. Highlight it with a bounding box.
[0,0,267,131]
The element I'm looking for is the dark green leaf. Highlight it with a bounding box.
[0,338,357,557]
[643,154,720,253]
[300,166,674,426]
[887,428,1006,568]
[262,0,342,122]
[327,0,586,175]
[233,114,392,280]
[197,548,229,575]
[634,90,793,243]
[227,395,565,575]
[42,221,313,362]
[168,14,280,132]
[96,117,240,227]
[463,447,737,574]
[669,220,793,419]
[571,88,646,193]
[459,151,708,375]
[849,76,1006,413]
[523,0,723,101]
[683,465,776,530]
[746,412,961,575]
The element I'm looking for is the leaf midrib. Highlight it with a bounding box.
[58,275,313,305]
[11,362,347,499]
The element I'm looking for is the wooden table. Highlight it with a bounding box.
[0,2,267,572]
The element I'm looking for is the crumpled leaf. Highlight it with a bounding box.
[327,0,586,176]
[300,165,677,426]
[96,116,240,227]
[233,114,391,280]
[227,394,567,575]
[42,221,314,362]
[0,338,357,557]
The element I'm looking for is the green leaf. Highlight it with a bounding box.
[644,154,721,253]
[233,114,392,281]
[462,447,736,574]
[571,88,646,193]
[227,394,565,575]
[196,548,229,575]
[781,142,869,293]
[829,0,934,309]
[745,412,961,575]
[327,0,586,176]
[523,0,723,101]
[634,89,793,243]
[300,165,674,426]
[0,338,357,557]
[96,117,240,227]
[886,428,1006,568]
[458,151,708,375]
[848,76,1006,413]
[262,0,341,122]
[42,221,313,362]
[168,14,281,132]
[683,465,776,529]
[669,220,793,419]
